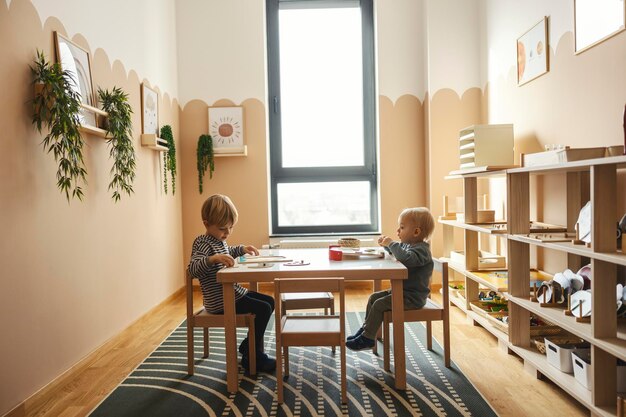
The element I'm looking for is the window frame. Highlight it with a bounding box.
[266,0,378,236]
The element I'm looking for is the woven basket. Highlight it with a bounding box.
[338,237,360,248]
[533,335,584,354]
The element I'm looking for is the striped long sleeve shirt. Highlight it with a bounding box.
[188,234,248,313]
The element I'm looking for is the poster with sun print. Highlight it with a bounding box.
[208,106,245,154]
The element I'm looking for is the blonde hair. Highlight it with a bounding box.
[201,194,238,226]
[400,207,435,240]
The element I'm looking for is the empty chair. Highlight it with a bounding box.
[274,277,346,404]
[375,258,450,369]
[281,290,335,352]
[186,270,256,375]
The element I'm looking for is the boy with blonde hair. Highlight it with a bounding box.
[346,207,435,351]
[188,194,276,372]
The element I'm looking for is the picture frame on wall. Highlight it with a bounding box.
[516,17,549,86]
[54,31,97,126]
[574,0,625,54]
[141,83,159,135]
[208,106,245,154]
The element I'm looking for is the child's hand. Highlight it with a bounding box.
[244,245,259,256]
[209,254,235,267]
[378,235,393,247]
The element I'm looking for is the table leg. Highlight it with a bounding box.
[223,283,238,393]
[391,279,406,390]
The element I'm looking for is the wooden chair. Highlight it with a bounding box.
[186,271,256,376]
[274,277,346,404]
[281,291,335,353]
[374,258,450,370]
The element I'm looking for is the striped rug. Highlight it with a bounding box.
[89,313,497,416]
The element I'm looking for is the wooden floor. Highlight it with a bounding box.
[13,285,589,417]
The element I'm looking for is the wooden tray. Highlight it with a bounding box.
[470,301,563,336]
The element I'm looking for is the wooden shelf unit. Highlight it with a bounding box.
[441,156,626,416]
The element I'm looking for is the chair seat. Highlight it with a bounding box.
[281,291,334,310]
[282,316,340,334]
[194,309,253,327]
[281,292,333,302]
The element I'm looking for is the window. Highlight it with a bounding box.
[266,0,377,235]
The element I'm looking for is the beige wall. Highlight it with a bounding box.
[176,0,433,255]
[0,1,183,414]
[481,1,626,272]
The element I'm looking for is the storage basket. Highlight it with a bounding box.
[338,237,360,248]
[533,335,584,354]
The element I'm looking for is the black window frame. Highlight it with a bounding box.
[266,0,378,236]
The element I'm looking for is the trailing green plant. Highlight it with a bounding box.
[197,134,215,194]
[98,86,137,202]
[31,49,86,202]
[161,125,176,195]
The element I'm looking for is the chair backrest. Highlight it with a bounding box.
[433,258,449,306]
[185,270,196,322]
[274,277,345,320]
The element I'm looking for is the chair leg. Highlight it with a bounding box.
[444,315,451,368]
[187,322,194,375]
[284,346,290,376]
[426,321,433,351]
[276,341,283,404]
[248,316,256,376]
[383,316,390,372]
[203,328,209,358]
[330,302,336,354]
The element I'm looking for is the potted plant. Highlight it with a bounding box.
[31,49,86,201]
[197,134,214,193]
[98,86,137,202]
[161,125,176,195]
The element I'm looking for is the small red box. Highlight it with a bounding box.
[329,245,342,261]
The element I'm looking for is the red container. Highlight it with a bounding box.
[329,245,342,261]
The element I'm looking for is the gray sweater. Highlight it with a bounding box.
[386,241,433,308]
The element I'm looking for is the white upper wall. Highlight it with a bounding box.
[376,0,426,101]
[16,0,179,97]
[175,0,267,107]
[481,0,571,85]
[425,0,481,95]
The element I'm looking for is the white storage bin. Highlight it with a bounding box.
[572,351,626,391]
[572,350,592,389]
[545,337,590,374]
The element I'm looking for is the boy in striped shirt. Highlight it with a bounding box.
[188,194,276,373]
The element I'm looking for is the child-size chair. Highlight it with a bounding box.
[274,277,346,404]
[374,258,450,369]
[186,271,256,375]
[280,290,335,352]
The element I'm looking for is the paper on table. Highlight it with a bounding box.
[238,255,292,264]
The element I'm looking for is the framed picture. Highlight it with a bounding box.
[516,17,549,86]
[208,106,244,152]
[54,31,96,126]
[141,84,159,135]
[575,0,625,54]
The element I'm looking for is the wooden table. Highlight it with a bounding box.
[217,248,408,393]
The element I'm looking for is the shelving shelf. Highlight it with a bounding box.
[508,234,626,266]
[438,219,507,234]
[508,295,626,363]
[141,134,168,151]
[448,290,509,343]
[506,344,614,417]
[445,260,509,292]
[507,154,626,175]
[442,152,626,416]
[78,124,108,138]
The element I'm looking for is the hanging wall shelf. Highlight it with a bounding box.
[141,133,168,151]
